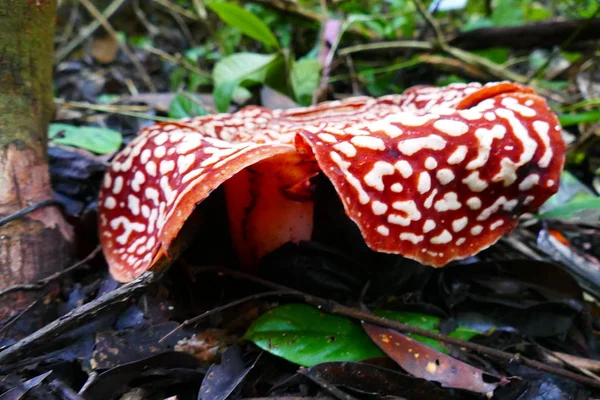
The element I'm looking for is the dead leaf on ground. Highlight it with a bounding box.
[363,323,505,394]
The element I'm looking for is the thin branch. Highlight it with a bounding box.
[159,290,295,342]
[144,46,212,79]
[339,40,527,83]
[55,0,127,63]
[79,0,157,92]
[412,0,445,45]
[0,272,159,365]
[55,99,176,122]
[152,0,200,20]
[194,266,600,389]
[338,41,433,56]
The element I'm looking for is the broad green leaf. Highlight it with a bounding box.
[213,53,279,86]
[213,81,239,113]
[558,110,600,127]
[212,52,280,111]
[290,59,321,106]
[48,123,122,155]
[207,2,279,50]
[245,304,484,367]
[374,311,482,353]
[244,303,383,366]
[168,93,210,119]
[491,0,524,26]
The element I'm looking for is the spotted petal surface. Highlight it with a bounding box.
[98,82,565,281]
[296,90,564,266]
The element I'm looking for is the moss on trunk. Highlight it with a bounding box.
[0,0,73,321]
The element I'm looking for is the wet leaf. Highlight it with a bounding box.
[207,2,280,50]
[198,344,258,400]
[305,361,464,399]
[169,93,210,119]
[436,260,584,339]
[0,371,52,400]
[244,303,383,366]
[48,123,122,155]
[81,351,205,400]
[90,322,190,370]
[363,323,503,394]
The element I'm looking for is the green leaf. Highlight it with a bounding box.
[524,3,553,21]
[207,2,279,50]
[491,0,524,26]
[245,304,484,367]
[374,311,482,353]
[538,197,600,219]
[558,110,600,127]
[48,123,122,155]
[212,52,280,111]
[244,304,383,367]
[290,59,321,106]
[473,47,510,64]
[168,93,210,119]
[213,52,279,87]
[213,81,239,113]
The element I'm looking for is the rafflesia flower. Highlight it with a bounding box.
[98,82,565,282]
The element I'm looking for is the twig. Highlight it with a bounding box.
[194,266,600,389]
[144,46,212,79]
[528,9,600,81]
[298,368,359,400]
[55,0,127,63]
[328,58,422,83]
[55,99,176,122]
[412,0,445,46]
[417,54,490,81]
[413,0,527,83]
[343,40,527,83]
[159,290,295,342]
[0,300,40,337]
[79,0,157,92]
[152,0,200,20]
[0,271,159,365]
[0,245,102,298]
[338,41,433,56]
[0,199,63,228]
[56,2,80,49]
[543,349,600,381]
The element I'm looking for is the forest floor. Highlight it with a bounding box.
[1,1,600,399]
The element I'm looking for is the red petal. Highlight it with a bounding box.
[99,121,295,282]
[297,88,565,266]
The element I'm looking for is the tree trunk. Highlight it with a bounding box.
[0,0,73,320]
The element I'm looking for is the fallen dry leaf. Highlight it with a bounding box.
[363,322,506,394]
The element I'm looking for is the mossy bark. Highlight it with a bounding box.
[0,0,73,320]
